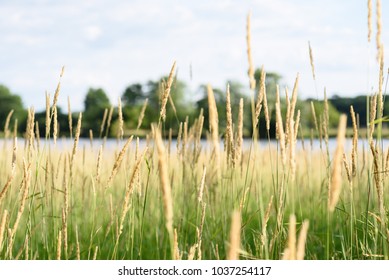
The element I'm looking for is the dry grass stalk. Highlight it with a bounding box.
[4,110,14,139]
[310,101,319,136]
[196,227,202,260]
[99,108,108,139]
[35,121,40,152]
[63,156,69,216]
[207,85,220,169]
[385,146,389,178]
[235,98,244,164]
[197,202,206,260]
[53,106,58,145]
[44,156,49,185]
[51,68,63,140]
[117,147,147,237]
[289,119,296,178]
[328,114,347,212]
[188,243,198,260]
[26,107,35,158]
[368,0,372,42]
[376,0,382,60]
[350,106,358,177]
[135,137,142,196]
[62,162,69,259]
[285,214,296,260]
[96,145,103,183]
[11,160,31,239]
[0,210,8,251]
[12,136,17,173]
[198,166,206,203]
[182,119,188,159]
[106,106,114,137]
[261,195,273,246]
[89,129,93,148]
[62,208,68,259]
[195,115,204,160]
[93,246,98,260]
[343,153,352,183]
[160,61,177,121]
[13,119,18,138]
[75,225,80,260]
[106,135,134,187]
[246,12,256,90]
[262,70,270,132]
[177,122,183,156]
[117,98,124,141]
[369,94,377,140]
[137,98,149,129]
[52,82,61,114]
[226,84,235,165]
[284,87,291,143]
[45,92,51,138]
[254,66,265,127]
[173,228,181,260]
[227,210,241,260]
[378,49,384,120]
[56,230,62,260]
[294,110,300,142]
[275,94,286,167]
[153,124,174,239]
[308,41,316,80]
[67,96,73,139]
[0,175,14,203]
[24,234,29,260]
[289,74,300,126]
[168,128,172,155]
[370,142,385,222]
[70,113,82,182]
[239,186,250,212]
[323,89,329,147]
[296,220,309,260]
[168,92,178,118]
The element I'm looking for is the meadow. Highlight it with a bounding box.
[0,3,388,260]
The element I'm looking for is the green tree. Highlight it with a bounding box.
[195,81,251,137]
[83,88,111,135]
[122,78,191,131]
[34,107,71,138]
[0,85,26,136]
[306,99,340,130]
[122,83,144,106]
[330,95,368,127]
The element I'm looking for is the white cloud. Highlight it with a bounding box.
[84,25,102,41]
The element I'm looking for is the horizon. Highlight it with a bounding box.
[0,0,388,111]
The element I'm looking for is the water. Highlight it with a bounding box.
[1,137,388,154]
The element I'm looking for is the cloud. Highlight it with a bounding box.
[0,0,387,111]
[84,26,102,41]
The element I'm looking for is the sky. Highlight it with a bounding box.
[0,0,388,111]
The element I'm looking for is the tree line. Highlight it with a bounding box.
[0,69,386,139]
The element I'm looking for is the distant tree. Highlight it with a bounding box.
[35,107,70,138]
[329,95,368,127]
[122,83,145,107]
[305,99,340,129]
[196,85,225,132]
[122,77,191,131]
[83,88,111,135]
[195,81,251,137]
[254,68,283,97]
[0,84,26,135]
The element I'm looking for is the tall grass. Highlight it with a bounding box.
[0,4,388,260]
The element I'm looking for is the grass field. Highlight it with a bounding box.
[0,4,388,260]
